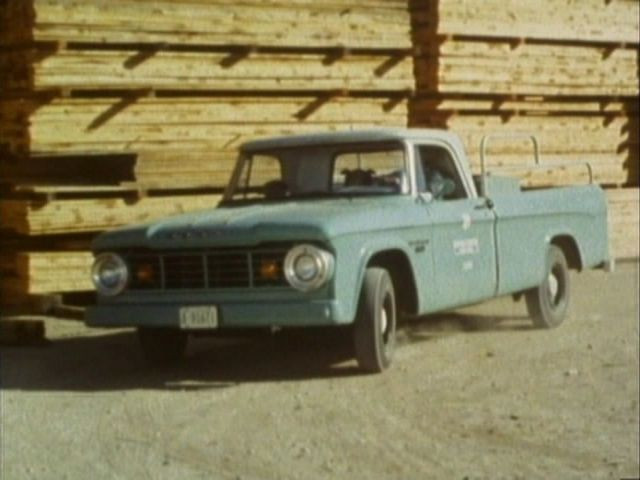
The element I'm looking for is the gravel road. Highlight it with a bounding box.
[1,262,638,480]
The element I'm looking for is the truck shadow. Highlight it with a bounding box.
[0,328,358,392]
[0,312,531,392]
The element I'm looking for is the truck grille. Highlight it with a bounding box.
[125,247,290,290]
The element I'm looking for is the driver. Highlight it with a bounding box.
[423,163,451,199]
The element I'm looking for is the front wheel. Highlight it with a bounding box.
[137,327,188,366]
[354,267,397,373]
[525,245,571,329]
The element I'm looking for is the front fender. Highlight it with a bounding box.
[331,234,418,324]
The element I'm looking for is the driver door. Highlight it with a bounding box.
[415,144,497,310]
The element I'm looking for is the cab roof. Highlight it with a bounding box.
[240,128,463,152]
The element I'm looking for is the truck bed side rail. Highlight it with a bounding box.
[479,133,594,196]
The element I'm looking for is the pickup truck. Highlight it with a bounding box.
[86,128,612,372]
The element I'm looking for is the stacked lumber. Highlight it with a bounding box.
[412,0,639,43]
[411,103,638,187]
[2,0,413,48]
[410,0,639,257]
[1,49,414,92]
[0,0,413,312]
[1,96,408,157]
[1,0,638,316]
[0,251,93,296]
[1,192,222,236]
[607,189,640,260]
[414,38,639,97]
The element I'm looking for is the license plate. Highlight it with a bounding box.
[179,306,218,330]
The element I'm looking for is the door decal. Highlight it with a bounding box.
[453,238,480,256]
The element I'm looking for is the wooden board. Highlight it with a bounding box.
[5,0,637,47]
[411,0,640,44]
[1,96,409,155]
[411,97,638,115]
[411,112,639,187]
[1,49,415,92]
[606,188,639,259]
[414,40,639,96]
[1,0,412,48]
[0,193,222,235]
[0,251,93,294]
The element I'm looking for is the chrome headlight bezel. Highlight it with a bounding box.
[283,244,335,292]
[91,252,129,296]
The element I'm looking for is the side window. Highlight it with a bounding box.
[417,145,467,200]
[333,149,405,192]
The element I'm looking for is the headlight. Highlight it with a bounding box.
[284,244,334,292]
[91,253,129,296]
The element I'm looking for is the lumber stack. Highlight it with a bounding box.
[411,100,638,187]
[606,188,640,260]
[1,0,638,315]
[410,0,639,258]
[0,0,412,311]
[0,251,93,297]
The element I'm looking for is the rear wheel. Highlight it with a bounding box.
[354,267,396,373]
[525,245,570,329]
[137,327,188,366]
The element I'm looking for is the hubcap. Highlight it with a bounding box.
[547,272,560,304]
[380,307,388,335]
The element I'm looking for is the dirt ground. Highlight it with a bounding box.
[1,262,638,480]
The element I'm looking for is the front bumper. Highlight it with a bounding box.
[85,299,344,329]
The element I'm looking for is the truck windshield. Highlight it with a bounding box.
[223,141,408,204]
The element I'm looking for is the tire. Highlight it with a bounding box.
[137,327,188,366]
[354,267,397,373]
[525,245,571,329]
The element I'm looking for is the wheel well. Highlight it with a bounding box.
[367,250,418,316]
[551,236,582,271]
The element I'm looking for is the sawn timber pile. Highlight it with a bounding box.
[0,0,637,315]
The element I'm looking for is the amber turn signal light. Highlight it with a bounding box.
[135,263,156,283]
[259,259,280,280]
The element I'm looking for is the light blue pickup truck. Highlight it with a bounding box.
[87,129,612,372]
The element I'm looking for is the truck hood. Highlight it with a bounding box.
[92,196,423,250]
